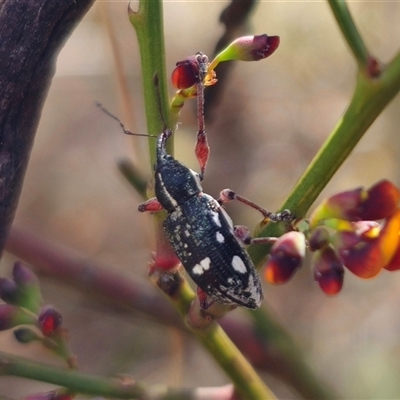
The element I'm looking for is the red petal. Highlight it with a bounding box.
[338,209,400,278]
[171,56,199,89]
[359,180,400,220]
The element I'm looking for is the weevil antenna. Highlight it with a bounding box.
[96,102,156,138]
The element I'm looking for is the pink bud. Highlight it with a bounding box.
[229,34,280,61]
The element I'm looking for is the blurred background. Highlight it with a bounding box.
[1,1,400,398]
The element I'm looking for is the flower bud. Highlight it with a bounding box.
[217,34,280,63]
[0,304,36,331]
[11,262,42,313]
[172,56,201,89]
[13,261,39,286]
[264,232,305,284]
[172,52,211,89]
[0,277,18,304]
[313,247,344,295]
[14,327,41,343]
[38,306,62,336]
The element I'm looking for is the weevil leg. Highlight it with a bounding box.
[234,225,278,246]
[138,197,164,213]
[194,53,209,180]
[218,189,295,223]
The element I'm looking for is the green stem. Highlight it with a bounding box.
[129,0,174,264]
[197,324,277,399]
[166,280,277,399]
[327,0,370,70]
[249,49,400,266]
[0,351,146,398]
[129,0,172,153]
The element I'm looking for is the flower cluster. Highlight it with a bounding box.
[264,180,400,295]
[0,261,76,398]
[0,262,63,338]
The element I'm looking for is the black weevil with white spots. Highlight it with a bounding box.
[139,57,293,309]
[99,56,294,309]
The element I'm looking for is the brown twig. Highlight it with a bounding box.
[0,0,95,259]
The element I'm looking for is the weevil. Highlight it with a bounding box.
[137,125,293,309]
[139,58,292,309]
[99,56,293,309]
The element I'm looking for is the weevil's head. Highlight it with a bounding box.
[154,131,202,212]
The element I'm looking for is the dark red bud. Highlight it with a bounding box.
[264,232,305,284]
[171,56,200,89]
[313,247,344,295]
[38,306,62,336]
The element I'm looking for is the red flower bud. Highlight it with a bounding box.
[172,56,201,89]
[313,247,344,295]
[264,232,305,284]
[38,306,62,336]
[171,52,209,89]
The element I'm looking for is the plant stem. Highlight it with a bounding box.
[0,351,147,398]
[327,0,370,70]
[129,0,176,268]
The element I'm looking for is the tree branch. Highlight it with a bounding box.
[0,0,95,258]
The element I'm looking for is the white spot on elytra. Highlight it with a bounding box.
[216,232,225,243]
[192,257,211,275]
[232,255,247,274]
[211,211,221,227]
